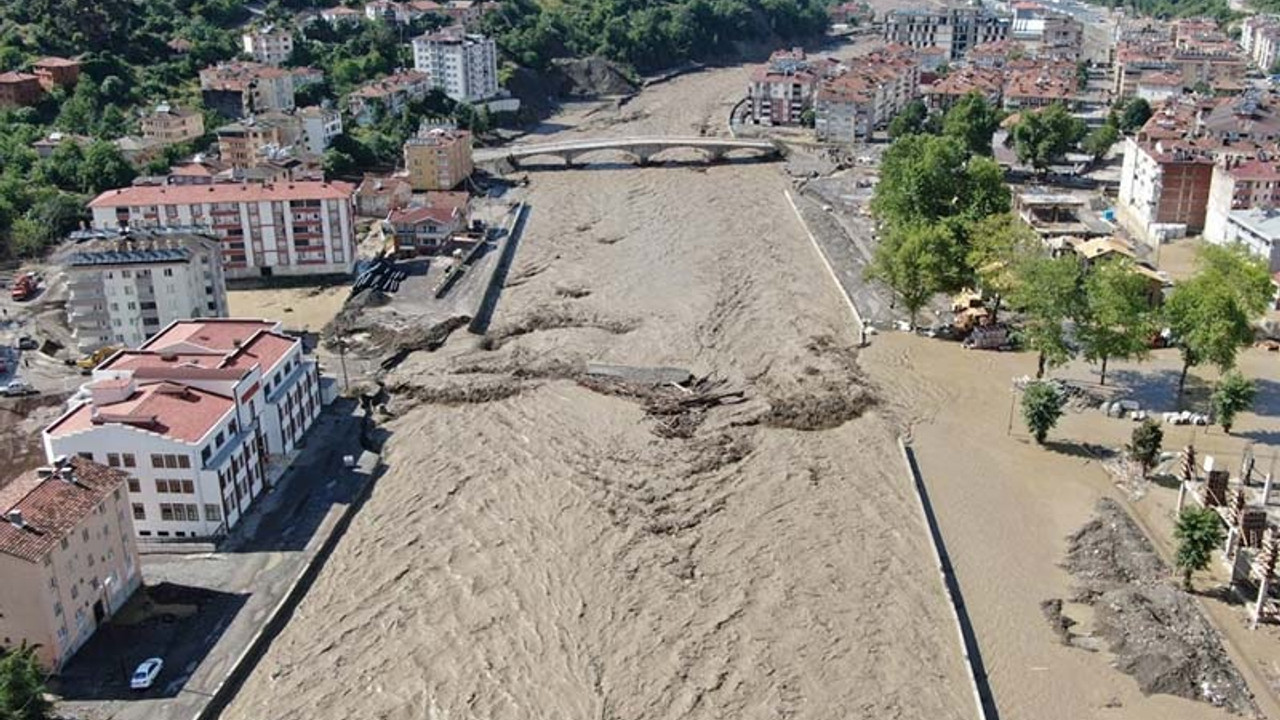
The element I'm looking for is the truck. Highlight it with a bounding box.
[9,273,37,301]
[76,346,120,373]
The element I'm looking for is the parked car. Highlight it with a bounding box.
[0,381,37,397]
[16,336,37,351]
[130,658,164,690]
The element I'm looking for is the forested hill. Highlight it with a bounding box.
[1086,0,1280,22]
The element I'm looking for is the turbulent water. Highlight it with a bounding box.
[225,63,972,720]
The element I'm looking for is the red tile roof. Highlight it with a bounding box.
[0,459,128,564]
[46,381,234,444]
[34,57,79,68]
[0,72,40,84]
[389,205,461,225]
[143,319,279,353]
[87,180,354,208]
[222,332,296,373]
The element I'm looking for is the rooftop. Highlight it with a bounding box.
[45,381,235,444]
[87,180,354,208]
[62,230,219,267]
[0,459,128,564]
[142,319,280,354]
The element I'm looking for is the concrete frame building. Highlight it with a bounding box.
[882,7,1010,61]
[346,71,432,126]
[1204,158,1280,244]
[0,72,44,108]
[62,230,229,353]
[1117,137,1216,246]
[411,27,500,103]
[87,181,357,279]
[140,103,206,145]
[1218,208,1280,271]
[0,457,142,671]
[814,49,919,143]
[242,25,295,66]
[200,62,297,119]
[32,57,81,91]
[746,49,840,126]
[404,126,473,190]
[45,319,323,540]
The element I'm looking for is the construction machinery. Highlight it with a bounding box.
[76,346,120,372]
[9,273,37,301]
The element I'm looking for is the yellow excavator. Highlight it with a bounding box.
[76,346,120,373]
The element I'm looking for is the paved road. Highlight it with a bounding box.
[475,136,777,163]
[54,399,378,720]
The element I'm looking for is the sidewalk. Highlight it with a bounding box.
[54,399,381,720]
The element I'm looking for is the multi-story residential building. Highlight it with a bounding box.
[404,126,473,190]
[321,5,364,25]
[746,49,840,126]
[140,104,206,145]
[1199,90,1280,144]
[61,230,228,353]
[45,319,323,540]
[388,191,470,254]
[87,181,357,279]
[1242,15,1280,72]
[922,66,1005,110]
[0,457,142,671]
[1036,14,1085,62]
[242,25,295,66]
[0,72,44,108]
[365,0,403,22]
[814,48,919,143]
[1117,137,1217,246]
[1002,61,1078,110]
[32,57,81,91]
[346,71,432,126]
[298,105,343,154]
[882,7,1009,61]
[355,174,414,217]
[1218,208,1280,271]
[217,116,294,168]
[412,27,500,103]
[200,62,297,119]
[1204,158,1280,244]
[1134,71,1184,104]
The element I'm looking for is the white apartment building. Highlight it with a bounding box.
[45,319,323,540]
[412,27,499,103]
[1218,208,1280,271]
[242,26,295,66]
[0,457,142,671]
[298,105,343,154]
[87,181,357,279]
[1242,15,1280,73]
[62,230,229,353]
[882,7,1010,61]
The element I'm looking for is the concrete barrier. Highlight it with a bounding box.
[898,438,998,720]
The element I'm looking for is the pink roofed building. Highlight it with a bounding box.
[44,319,324,540]
[746,48,841,126]
[387,191,471,254]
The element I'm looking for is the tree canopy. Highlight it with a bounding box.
[1009,103,1086,171]
[1005,254,1084,377]
[942,92,1003,157]
[1076,257,1158,385]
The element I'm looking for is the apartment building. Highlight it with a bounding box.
[0,72,43,108]
[299,105,343,154]
[1217,208,1280,271]
[814,49,919,143]
[1002,61,1078,110]
[87,181,357,279]
[746,49,840,126]
[200,62,297,118]
[321,5,364,25]
[922,66,1005,110]
[32,57,81,91]
[1117,137,1216,245]
[412,27,500,103]
[1204,158,1280,244]
[1242,15,1280,72]
[62,230,229,353]
[0,457,141,671]
[404,126,473,190]
[140,104,206,145]
[242,25,295,66]
[45,319,323,539]
[882,7,1009,61]
[1199,91,1280,144]
[347,71,432,126]
[217,116,295,168]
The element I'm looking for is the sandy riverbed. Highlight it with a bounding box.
[224,61,975,720]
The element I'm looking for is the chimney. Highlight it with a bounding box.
[7,510,25,528]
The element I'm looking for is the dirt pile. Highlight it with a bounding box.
[550,56,638,97]
[1048,499,1258,716]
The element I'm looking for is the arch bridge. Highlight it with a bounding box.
[474,136,781,168]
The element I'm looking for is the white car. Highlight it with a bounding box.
[130,658,163,690]
[0,381,36,397]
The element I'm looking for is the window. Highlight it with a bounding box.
[204,504,222,522]
[128,477,140,493]
[123,453,136,468]
[181,480,194,494]
[133,504,146,520]
[77,452,93,461]
[107,453,121,467]
[160,504,174,521]
[201,446,212,462]
[187,504,199,521]
[163,268,174,277]
[151,454,165,468]
[81,528,89,543]
[178,455,190,469]
[155,479,169,494]
[60,538,69,550]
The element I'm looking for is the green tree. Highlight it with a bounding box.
[1163,245,1269,398]
[1119,97,1152,133]
[79,140,136,194]
[888,99,929,138]
[1010,103,1086,172]
[1076,258,1157,385]
[1082,123,1120,162]
[871,134,1010,231]
[966,212,1039,320]
[1006,254,1083,377]
[1211,371,1256,434]
[867,221,968,328]
[0,642,52,720]
[1021,380,1066,444]
[1129,418,1163,477]
[942,92,1003,157]
[1173,506,1224,591]
[9,218,52,257]
[799,107,815,128]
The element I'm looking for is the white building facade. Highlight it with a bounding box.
[63,231,229,353]
[299,105,343,154]
[412,28,499,103]
[44,319,323,540]
[242,27,295,66]
[87,181,358,279]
